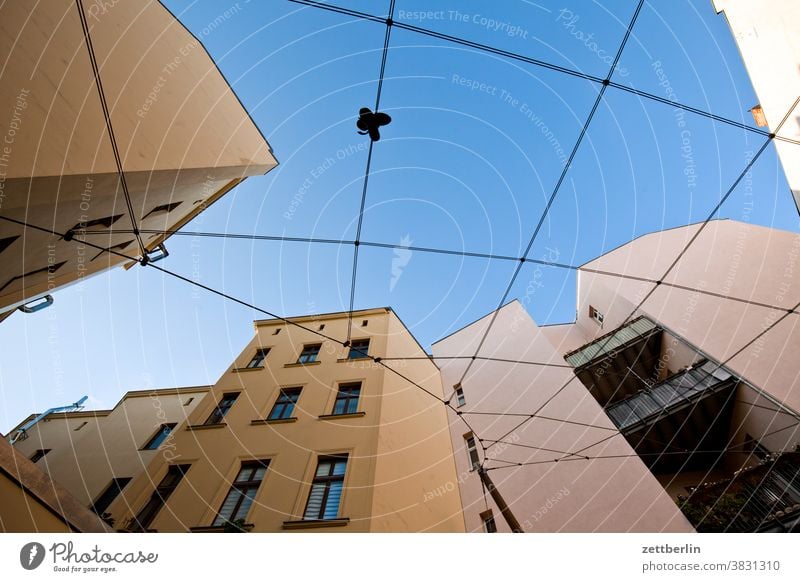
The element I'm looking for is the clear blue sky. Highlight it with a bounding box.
[1,0,798,431]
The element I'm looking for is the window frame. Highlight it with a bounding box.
[267,387,302,420]
[204,392,239,425]
[245,347,270,369]
[29,449,51,463]
[129,464,190,531]
[212,460,270,527]
[332,382,361,415]
[455,386,466,407]
[92,477,132,515]
[297,343,322,364]
[303,454,348,521]
[142,423,177,450]
[464,434,480,470]
[347,338,370,360]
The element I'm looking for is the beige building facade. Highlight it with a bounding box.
[0,0,276,320]
[102,308,464,532]
[8,386,209,527]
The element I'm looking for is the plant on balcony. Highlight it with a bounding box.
[678,492,748,532]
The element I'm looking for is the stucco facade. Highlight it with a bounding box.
[106,308,465,532]
[0,0,277,318]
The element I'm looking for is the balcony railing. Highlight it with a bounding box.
[678,450,800,532]
[564,315,658,369]
[605,360,733,432]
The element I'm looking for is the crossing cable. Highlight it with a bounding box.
[74,0,146,257]
[0,214,492,440]
[287,0,800,148]
[346,0,396,343]
[554,95,799,418]
[454,0,647,393]
[84,228,800,317]
[484,420,800,471]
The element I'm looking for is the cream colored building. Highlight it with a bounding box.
[712,0,800,211]
[104,308,465,532]
[0,0,277,320]
[7,386,209,528]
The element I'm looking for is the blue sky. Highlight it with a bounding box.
[1,0,798,431]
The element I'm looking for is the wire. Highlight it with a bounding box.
[346,0,396,342]
[74,0,146,256]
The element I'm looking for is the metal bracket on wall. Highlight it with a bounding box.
[17,295,54,314]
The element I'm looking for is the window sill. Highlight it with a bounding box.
[186,423,227,431]
[190,524,254,533]
[232,366,264,373]
[318,412,365,420]
[282,518,350,530]
[251,417,298,425]
[336,357,371,363]
[284,361,321,368]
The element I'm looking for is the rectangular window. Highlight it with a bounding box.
[246,348,270,368]
[204,392,239,425]
[143,423,177,450]
[30,449,51,463]
[589,305,604,325]
[212,461,269,527]
[481,510,497,533]
[130,464,190,531]
[347,338,370,360]
[297,344,321,363]
[455,386,466,407]
[92,477,132,515]
[465,434,480,470]
[332,383,361,415]
[303,455,348,521]
[268,388,302,420]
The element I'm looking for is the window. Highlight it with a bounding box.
[0,235,19,254]
[304,455,348,520]
[318,324,325,331]
[129,464,190,532]
[30,449,51,463]
[464,434,480,470]
[143,423,177,450]
[74,421,89,431]
[361,319,368,327]
[332,383,361,415]
[297,344,321,364]
[204,392,239,425]
[143,201,182,219]
[66,213,123,235]
[183,397,194,406]
[245,348,270,368]
[268,388,302,420]
[589,305,604,325]
[92,477,132,515]
[455,385,466,407]
[273,328,281,335]
[212,461,269,526]
[481,510,497,533]
[347,338,370,360]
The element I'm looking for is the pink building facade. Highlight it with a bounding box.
[436,220,800,532]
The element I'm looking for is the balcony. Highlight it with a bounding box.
[605,361,734,432]
[565,316,663,406]
[678,450,800,532]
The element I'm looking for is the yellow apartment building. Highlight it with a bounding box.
[102,308,464,532]
[8,386,210,529]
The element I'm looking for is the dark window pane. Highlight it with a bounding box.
[347,339,370,359]
[92,477,132,515]
[143,423,176,450]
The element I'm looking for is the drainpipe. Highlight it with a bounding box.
[8,396,88,445]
